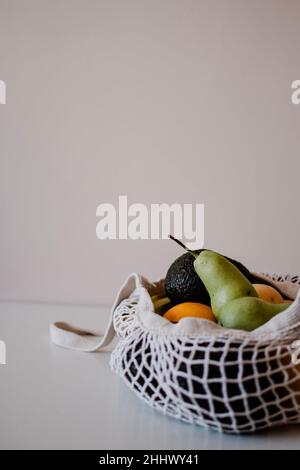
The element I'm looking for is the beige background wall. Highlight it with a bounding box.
[1,0,300,305]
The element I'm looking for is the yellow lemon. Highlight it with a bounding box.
[253,284,284,304]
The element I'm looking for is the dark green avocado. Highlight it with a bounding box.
[165,251,290,306]
[165,251,209,305]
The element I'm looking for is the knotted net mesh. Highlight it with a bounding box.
[110,275,300,434]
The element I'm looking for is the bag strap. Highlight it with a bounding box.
[49,273,141,352]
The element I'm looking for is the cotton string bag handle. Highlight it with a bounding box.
[50,272,300,351]
[50,274,144,352]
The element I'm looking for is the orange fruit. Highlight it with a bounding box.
[253,284,284,304]
[164,302,216,323]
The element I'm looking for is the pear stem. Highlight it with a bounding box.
[169,235,198,259]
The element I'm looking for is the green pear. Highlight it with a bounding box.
[194,250,258,318]
[218,296,289,331]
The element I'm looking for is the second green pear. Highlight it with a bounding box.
[218,297,289,331]
[194,250,258,318]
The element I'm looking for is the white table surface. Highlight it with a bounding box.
[0,301,300,450]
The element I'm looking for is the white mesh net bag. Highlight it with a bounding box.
[50,273,300,434]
